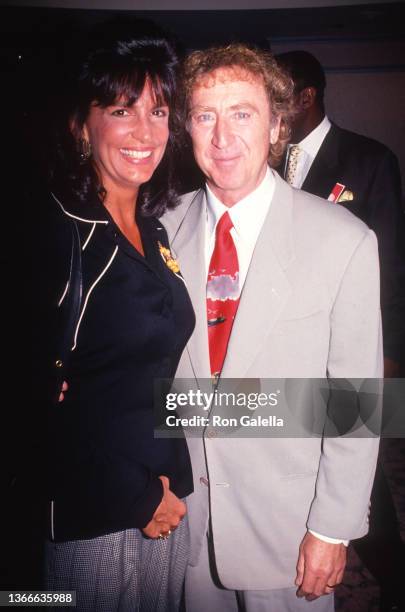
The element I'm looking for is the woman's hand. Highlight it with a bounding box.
[59,381,68,402]
[142,475,186,539]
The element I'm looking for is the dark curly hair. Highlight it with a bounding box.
[51,19,182,217]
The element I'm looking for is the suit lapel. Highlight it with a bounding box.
[302,124,340,198]
[165,177,296,382]
[168,191,211,381]
[220,173,295,380]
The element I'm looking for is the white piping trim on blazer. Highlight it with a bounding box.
[51,192,109,225]
[58,281,69,307]
[71,245,118,350]
[82,223,96,250]
[51,193,108,306]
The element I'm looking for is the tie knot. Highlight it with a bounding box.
[216,211,233,237]
[289,144,301,156]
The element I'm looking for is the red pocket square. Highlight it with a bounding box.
[327,183,346,203]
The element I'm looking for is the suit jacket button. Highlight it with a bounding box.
[206,429,217,439]
[199,477,209,486]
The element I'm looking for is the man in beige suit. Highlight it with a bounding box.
[162,44,382,611]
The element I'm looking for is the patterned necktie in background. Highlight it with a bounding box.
[207,211,240,380]
[285,144,301,185]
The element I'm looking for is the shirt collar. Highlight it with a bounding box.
[206,167,275,242]
[295,115,331,159]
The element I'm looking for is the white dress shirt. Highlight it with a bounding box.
[285,116,332,188]
[205,167,274,285]
[204,165,348,547]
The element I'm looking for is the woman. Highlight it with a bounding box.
[40,19,195,611]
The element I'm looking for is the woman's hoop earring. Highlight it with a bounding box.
[78,138,92,163]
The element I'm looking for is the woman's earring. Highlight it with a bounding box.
[78,138,92,162]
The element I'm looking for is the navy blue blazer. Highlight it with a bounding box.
[34,194,195,542]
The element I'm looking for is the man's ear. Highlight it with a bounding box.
[298,86,316,111]
[270,116,281,145]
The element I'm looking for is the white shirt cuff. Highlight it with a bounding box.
[309,529,349,546]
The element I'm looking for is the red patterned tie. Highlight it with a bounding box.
[207,211,240,379]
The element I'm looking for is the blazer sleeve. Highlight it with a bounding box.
[307,228,383,540]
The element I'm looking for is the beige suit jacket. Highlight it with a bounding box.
[161,172,382,590]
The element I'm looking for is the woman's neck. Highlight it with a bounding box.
[103,190,145,256]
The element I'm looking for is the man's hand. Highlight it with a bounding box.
[142,476,186,539]
[295,532,346,601]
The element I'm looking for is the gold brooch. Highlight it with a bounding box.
[338,190,354,203]
[158,241,180,273]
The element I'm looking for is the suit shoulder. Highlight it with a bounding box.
[293,187,371,241]
[163,189,201,218]
[179,189,203,209]
[160,189,203,234]
[33,191,76,255]
[333,124,395,161]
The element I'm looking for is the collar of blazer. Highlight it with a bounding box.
[53,191,175,284]
[51,192,110,225]
[161,173,295,382]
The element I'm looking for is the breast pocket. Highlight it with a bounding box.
[278,284,329,323]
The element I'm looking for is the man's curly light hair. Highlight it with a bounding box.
[181,43,295,167]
